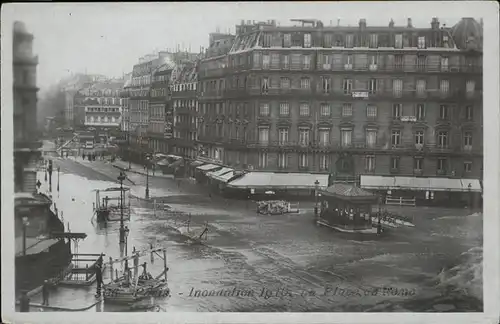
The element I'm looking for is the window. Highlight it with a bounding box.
[417,36,426,49]
[342,103,353,117]
[392,103,402,118]
[322,77,331,93]
[416,104,425,120]
[366,130,377,148]
[299,153,308,168]
[280,77,290,89]
[300,78,310,89]
[304,34,312,48]
[345,55,353,70]
[365,156,375,172]
[279,102,290,116]
[262,55,270,69]
[441,57,449,72]
[369,54,378,66]
[414,158,423,171]
[343,79,353,94]
[466,80,475,93]
[299,103,310,116]
[391,130,401,146]
[282,55,290,69]
[369,79,377,94]
[417,56,426,71]
[465,106,473,120]
[437,131,448,148]
[303,55,311,69]
[341,129,352,147]
[345,34,354,48]
[393,79,403,97]
[278,153,287,168]
[437,158,447,172]
[258,127,269,144]
[259,152,268,168]
[320,104,331,116]
[395,55,403,70]
[415,130,424,145]
[416,79,426,97]
[263,34,272,47]
[440,79,449,95]
[463,131,473,148]
[391,157,400,170]
[369,34,378,48]
[299,128,310,145]
[319,154,329,171]
[439,105,449,120]
[395,34,403,48]
[283,34,291,47]
[278,128,289,144]
[262,77,269,93]
[464,162,472,173]
[270,53,280,69]
[366,105,377,118]
[312,128,329,148]
[259,103,270,116]
[323,34,333,47]
[253,52,262,68]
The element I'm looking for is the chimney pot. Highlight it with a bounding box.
[407,18,413,28]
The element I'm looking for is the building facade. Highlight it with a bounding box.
[13,21,40,193]
[170,61,200,159]
[73,80,124,131]
[120,73,132,133]
[197,18,483,180]
[148,62,175,153]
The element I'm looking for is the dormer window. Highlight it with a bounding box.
[304,34,312,48]
[417,36,426,49]
[345,34,354,48]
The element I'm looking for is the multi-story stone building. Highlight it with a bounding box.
[148,61,175,154]
[170,61,200,159]
[128,52,173,162]
[120,73,132,133]
[73,79,124,131]
[198,18,483,185]
[13,21,40,193]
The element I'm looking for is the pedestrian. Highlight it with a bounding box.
[82,153,86,160]
[42,280,50,306]
[19,290,30,312]
[93,255,104,297]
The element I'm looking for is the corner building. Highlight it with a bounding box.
[199,18,482,182]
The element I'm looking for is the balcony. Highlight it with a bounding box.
[330,64,482,75]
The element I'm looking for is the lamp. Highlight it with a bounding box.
[314,180,320,217]
[118,172,126,244]
[22,216,29,256]
[145,155,150,199]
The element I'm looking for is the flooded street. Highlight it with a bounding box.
[41,149,483,312]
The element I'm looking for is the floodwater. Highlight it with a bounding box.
[34,150,483,312]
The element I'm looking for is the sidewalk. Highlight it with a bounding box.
[112,159,173,179]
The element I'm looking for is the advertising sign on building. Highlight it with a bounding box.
[352,91,369,99]
[400,116,417,122]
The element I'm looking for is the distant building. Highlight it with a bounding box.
[148,62,175,154]
[170,61,199,159]
[197,18,483,183]
[13,21,40,193]
[73,79,125,131]
[120,73,132,133]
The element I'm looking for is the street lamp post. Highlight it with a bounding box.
[22,216,29,256]
[145,155,150,199]
[314,180,320,217]
[118,172,126,244]
[57,167,60,192]
[128,132,131,170]
[48,160,53,192]
[468,183,473,209]
[124,226,130,256]
[44,160,47,182]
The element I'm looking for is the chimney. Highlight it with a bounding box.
[431,17,440,29]
[407,18,413,28]
[359,19,366,28]
[389,19,394,28]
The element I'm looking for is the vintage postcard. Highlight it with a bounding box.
[1,2,499,323]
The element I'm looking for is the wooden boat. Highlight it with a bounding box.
[99,246,170,305]
[93,186,131,223]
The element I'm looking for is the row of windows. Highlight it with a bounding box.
[132,75,152,87]
[151,88,168,97]
[258,102,474,121]
[257,127,475,149]
[171,83,197,92]
[85,107,120,113]
[259,76,476,96]
[253,52,478,71]
[260,31,449,50]
[258,152,474,174]
[85,116,120,123]
[78,97,122,105]
[173,99,197,108]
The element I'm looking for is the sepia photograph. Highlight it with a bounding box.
[1,2,499,324]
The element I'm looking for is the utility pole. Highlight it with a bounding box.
[118,172,126,244]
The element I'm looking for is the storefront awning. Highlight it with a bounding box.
[227,172,329,189]
[156,158,169,166]
[360,175,482,193]
[15,237,60,257]
[207,167,234,182]
[196,163,221,172]
[190,160,205,167]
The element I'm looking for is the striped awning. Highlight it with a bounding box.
[360,175,482,193]
[227,172,328,189]
[196,164,221,172]
[207,167,234,182]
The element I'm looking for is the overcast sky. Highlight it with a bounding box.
[4,2,487,91]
